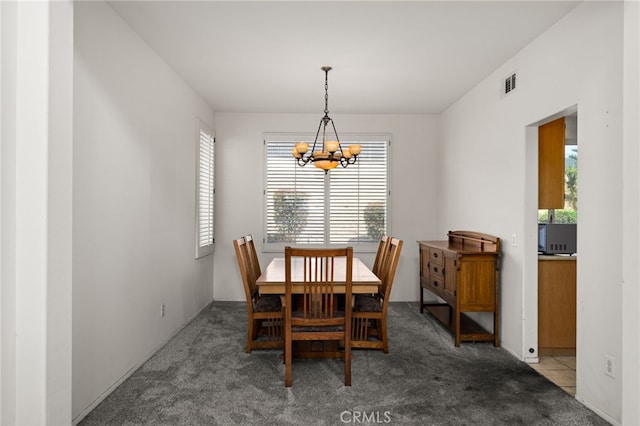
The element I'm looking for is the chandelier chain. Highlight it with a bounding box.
[324,69,329,116]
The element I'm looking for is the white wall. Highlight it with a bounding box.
[73,2,215,421]
[1,1,73,424]
[213,112,438,303]
[622,2,640,424]
[440,2,628,423]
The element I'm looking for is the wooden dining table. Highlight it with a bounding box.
[256,257,381,295]
[256,256,381,359]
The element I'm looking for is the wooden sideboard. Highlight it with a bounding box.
[418,231,501,347]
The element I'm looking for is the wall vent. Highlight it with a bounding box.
[503,73,517,96]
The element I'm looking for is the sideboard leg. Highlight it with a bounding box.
[454,309,461,348]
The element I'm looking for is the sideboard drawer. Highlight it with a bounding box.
[430,262,444,278]
[429,248,444,265]
[429,275,444,294]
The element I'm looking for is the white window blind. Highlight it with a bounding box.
[196,119,215,258]
[264,135,389,252]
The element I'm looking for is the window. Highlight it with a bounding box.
[538,144,578,224]
[196,119,215,258]
[264,134,389,252]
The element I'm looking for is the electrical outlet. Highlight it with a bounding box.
[605,354,615,378]
[160,303,165,318]
[511,234,517,247]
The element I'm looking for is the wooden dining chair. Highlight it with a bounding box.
[371,235,390,278]
[284,246,353,387]
[244,234,261,283]
[233,237,283,353]
[352,237,403,353]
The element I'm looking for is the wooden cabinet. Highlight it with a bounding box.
[419,231,501,347]
[538,256,576,355]
[539,117,566,209]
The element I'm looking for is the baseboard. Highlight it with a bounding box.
[72,301,213,425]
[500,342,523,361]
[574,394,620,426]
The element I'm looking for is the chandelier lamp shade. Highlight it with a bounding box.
[292,66,361,173]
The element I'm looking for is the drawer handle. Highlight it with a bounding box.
[433,267,438,273]
[433,280,438,287]
[433,253,438,258]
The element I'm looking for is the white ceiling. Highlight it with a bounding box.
[107,1,580,115]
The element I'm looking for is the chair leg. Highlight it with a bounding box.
[245,319,255,354]
[344,353,351,386]
[345,319,352,386]
[380,319,389,354]
[285,331,292,387]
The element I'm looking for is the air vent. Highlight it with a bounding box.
[503,73,517,96]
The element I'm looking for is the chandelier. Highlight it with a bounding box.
[291,66,361,173]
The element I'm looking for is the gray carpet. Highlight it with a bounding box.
[79,302,608,425]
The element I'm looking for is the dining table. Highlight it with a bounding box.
[256,256,381,295]
[256,256,381,359]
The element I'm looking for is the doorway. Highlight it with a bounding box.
[525,108,578,395]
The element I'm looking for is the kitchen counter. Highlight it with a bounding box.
[538,254,577,261]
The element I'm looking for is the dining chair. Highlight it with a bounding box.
[284,246,353,387]
[371,235,390,278]
[233,237,283,353]
[352,237,403,353]
[244,234,261,283]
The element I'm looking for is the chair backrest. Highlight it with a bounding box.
[285,247,353,324]
[378,238,403,301]
[233,237,257,304]
[244,234,261,283]
[371,235,390,278]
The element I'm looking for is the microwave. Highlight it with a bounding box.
[538,223,577,255]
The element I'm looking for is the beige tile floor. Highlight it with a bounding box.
[530,356,576,396]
